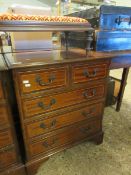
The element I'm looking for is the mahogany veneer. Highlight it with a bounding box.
[24,102,103,139]
[5,49,111,175]
[0,55,25,175]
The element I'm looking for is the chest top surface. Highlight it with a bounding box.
[4,49,121,69]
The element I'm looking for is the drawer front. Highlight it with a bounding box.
[0,105,9,126]
[28,120,101,158]
[25,103,103,139]
[0,129,14,149]
[18,67,68,94]
[0,80,4,99]
[23,84,105,118]
[72,63,108,84]
[0,147,17,169]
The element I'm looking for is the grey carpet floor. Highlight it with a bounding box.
[37,69,131,175]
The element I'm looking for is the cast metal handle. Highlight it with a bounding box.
[39,119,57,130]
[83,89,96,99]
[38,99,56,110]
[36,74,56,86]
[82,108,94,117]
[115,16,131,25]
[42,138,58,148]
[83,69,97,78]
[39,123,46,129]
[80,127,91,133]
[51,119,57,127]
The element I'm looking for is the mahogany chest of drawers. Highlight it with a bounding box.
[0,55,25,175]
[5,50,111,175]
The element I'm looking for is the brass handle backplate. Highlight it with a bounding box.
[40,123,46,129]
[39,119,57,130]
[83,89,96,99]
[51,119,57,127]
[80,127,91,134]
[83,68,97,78]
[82,108,94,118]
[42,138,58,148]
[38,98,56,110]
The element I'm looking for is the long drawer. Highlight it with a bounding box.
[72,63,108,84]
[17,66,68,94]
[0,129,14,149]
[28,120,101,158]
[0,147,17,170]
[0,105,9,127]
[22,83,105,118]
[25,102,103,139]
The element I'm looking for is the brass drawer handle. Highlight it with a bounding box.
[82,108,95,117]
[51,119,57,127]
[38,99,56,110]
[42,138,58,148]
[83,89,96,99]
[83,69,97,78]
[39,119,57,130]
[80,127,91,134]
[36,75,56,86]
[82,111,92,118]
[39,123,46,129]
[42,141,48,148]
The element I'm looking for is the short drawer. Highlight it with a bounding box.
[23,84,105,118]
[18,67,68,94]
[25,103,103,139]
[0,80,4,99]
[72,63,108,84]
[0,129,14,149]
[0,105,9,126]
[0,147,17,170]
[28,120,101,158]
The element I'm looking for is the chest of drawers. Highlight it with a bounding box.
[5,50,111,175]
[0,56,25,175]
